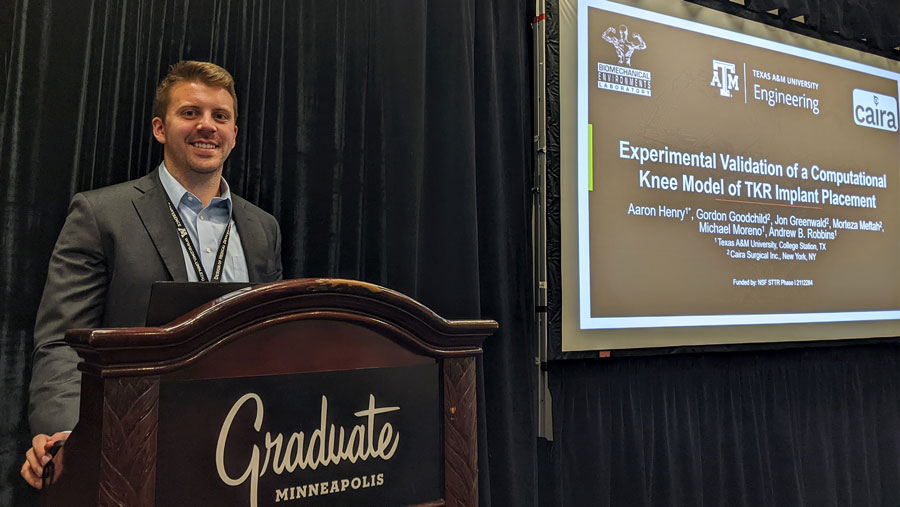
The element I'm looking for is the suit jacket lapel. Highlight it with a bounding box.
[232,197,267,282]
[133,169,189,281]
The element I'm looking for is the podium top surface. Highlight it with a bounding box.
[66,278,498,376]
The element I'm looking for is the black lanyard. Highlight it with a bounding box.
[164,196,232,282]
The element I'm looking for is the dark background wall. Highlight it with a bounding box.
[0,1,534,505]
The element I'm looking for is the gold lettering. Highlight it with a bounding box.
[216,393,400,507]
[215,393,263,507]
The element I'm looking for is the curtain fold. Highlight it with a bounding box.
[736,0,899,51]
[550,343,900,507]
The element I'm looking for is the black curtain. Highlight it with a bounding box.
[549,343,900,507]
[740,0,899,52]
[687,0,900,55]
[0,1,536,505]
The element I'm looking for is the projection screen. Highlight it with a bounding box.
[558,0,900,351]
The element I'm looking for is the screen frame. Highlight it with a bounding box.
[552,0,900,356]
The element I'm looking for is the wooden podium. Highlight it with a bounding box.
[41,279,497,507]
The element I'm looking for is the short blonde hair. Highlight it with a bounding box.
[153,61,238,119]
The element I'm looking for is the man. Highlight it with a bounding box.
[21,61,283,488]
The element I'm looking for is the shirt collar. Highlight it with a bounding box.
[158,162,233,214]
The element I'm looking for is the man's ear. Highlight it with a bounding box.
[151,117,166,144]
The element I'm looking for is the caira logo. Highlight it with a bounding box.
[596,24,651,97]
[852,89,898,132]
[711,60,740,97]
[601,24,646,67]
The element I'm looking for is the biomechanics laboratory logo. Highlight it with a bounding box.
[602,24,647,67]
[596,24,651,97]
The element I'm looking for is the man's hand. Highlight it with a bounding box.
[21,432,69,489]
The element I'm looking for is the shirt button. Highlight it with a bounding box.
[206,247,212,253]
[199,215,205,220]
[187,196,193,201]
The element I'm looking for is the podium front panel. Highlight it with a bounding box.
[156,363,441,506]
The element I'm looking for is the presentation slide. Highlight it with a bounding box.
[560,0,900,351]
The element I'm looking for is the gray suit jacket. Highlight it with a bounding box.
[29,169,283,435]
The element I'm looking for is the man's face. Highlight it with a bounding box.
[151,81,237,177]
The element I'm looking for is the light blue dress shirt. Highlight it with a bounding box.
[158,163,249,282]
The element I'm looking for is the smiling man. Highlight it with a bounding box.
[21,61,283,488]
